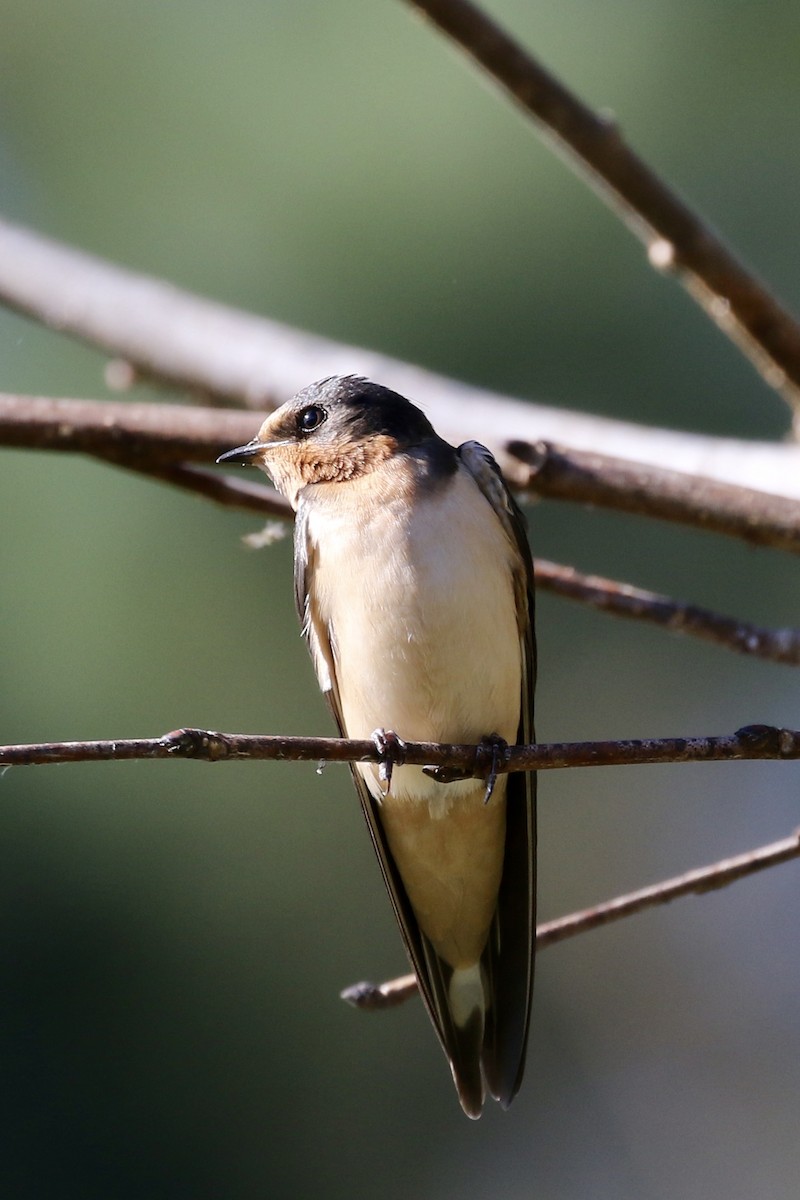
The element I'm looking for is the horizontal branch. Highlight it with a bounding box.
[2,723,799,772]
[341,827,800,1009]
[404,0,800,410]
[0,392,257,463]
[2,218,800,499]
[7,725,798,1007]
[4,393,799,666]
[5,394,800,553]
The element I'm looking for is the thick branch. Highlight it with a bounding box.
[404,0,800,409]
[0,393,257,463]
[1,724,799,771]
[5,394,800,553]
[342,828,800,1009]
[508,440,800,553]
[2,219,800,498]
[4,393,800,666]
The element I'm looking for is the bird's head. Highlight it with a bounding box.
[217,375,438,507]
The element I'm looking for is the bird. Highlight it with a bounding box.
[217,375,536,1118]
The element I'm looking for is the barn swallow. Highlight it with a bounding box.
[217,375,536,1117]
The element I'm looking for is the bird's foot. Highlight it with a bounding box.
[422,734,509,803]
[371,729,407,797]
[476,734,509,804]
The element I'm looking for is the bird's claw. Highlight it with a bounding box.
[477,734,509,804]
[422,734,509,801]
[371,729,407,796]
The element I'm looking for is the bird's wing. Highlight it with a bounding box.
[293,507,472,1097]
[457,441,537,1108]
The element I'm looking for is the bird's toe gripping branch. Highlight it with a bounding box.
[421,734,510,802]
[476,734,509,804]
[371,728,408,796]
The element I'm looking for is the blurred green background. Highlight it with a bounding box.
[1,2,799,1197]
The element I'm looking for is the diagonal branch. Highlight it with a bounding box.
[537,561,800,667]
[3,218,800,498]
[341,828,800,1009]
[93,452,293,519]
[507,439,800,553]
[403,0,800,410]
[1,723,799,771]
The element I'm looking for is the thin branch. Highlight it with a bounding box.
[341,828,800,1010]
[1,723,799,771]
[3,219,800,499]
[5,394,800,553]
[403,0,800,410]
[93,452,293,519]
[537,560,800,667]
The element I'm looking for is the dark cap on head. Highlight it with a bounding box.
[292,375,438,447]
[216,374,456,498]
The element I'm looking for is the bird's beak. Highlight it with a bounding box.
[216,439,265,466]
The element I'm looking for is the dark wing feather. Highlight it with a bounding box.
[294,505,485,1116]
[457,441,537,1108]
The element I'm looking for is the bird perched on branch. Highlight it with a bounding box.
[218,375,536,1117]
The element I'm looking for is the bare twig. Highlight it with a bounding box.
[342,828,800,1009]
[403,0,800,410]
[3,220,800,498]
[94,453,293,518]
[536,561,800,666]
[5,395,800,552]
[1,723,799,771]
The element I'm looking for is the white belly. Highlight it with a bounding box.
[305,465,522,805]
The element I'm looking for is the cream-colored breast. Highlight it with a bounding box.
[304,458,523,805]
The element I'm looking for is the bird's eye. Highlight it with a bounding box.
[296,405,326,435]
